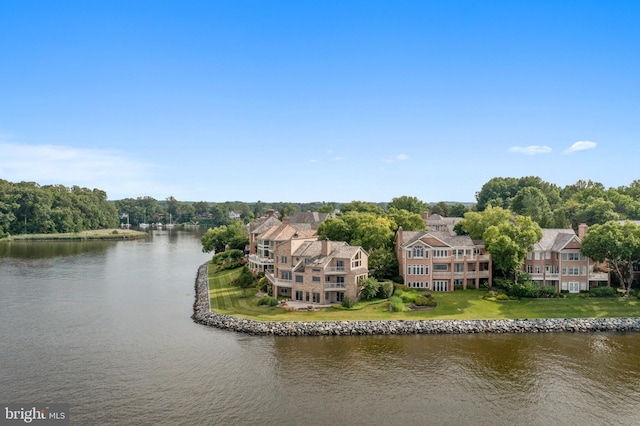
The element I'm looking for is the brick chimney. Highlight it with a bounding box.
[321,238,331,256]
[282,217,290,225]
[422,211,429,220]
[578,223,588,239]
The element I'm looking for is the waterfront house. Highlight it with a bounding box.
[522,225,609,293]
[267,238,369,304]
[395,226,492,291]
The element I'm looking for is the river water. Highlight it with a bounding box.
[1,229,640,426]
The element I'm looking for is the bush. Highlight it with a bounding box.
[377,281,394,299]
[414,294,437,307]
[389,296,404,312]
[537,286,559,298]
[589,286,618,298]
[257,296,278,306]
[360,278,381,300]
[400,292,418,303]
[341,294,354,308]
[495,293,510,301]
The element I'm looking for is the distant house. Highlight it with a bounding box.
[395,226,492,291]
[423,212,463,232]
[522,225,608,293]
[267,238,369,304]
[228,211,242,220]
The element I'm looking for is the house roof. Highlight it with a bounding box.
[249,215,281,233]
[400,230,475,249]
[533,229,578,252]
[258,223,316,242]
[287,211,330,228]
[291,240,365,270]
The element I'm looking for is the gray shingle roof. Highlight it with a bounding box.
[534,229,577,251]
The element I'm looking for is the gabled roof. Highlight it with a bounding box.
[258,223,316,242]
[400,230,475,249]
[287,211,330,228]
[250,215,281,233]
[291,241,365,269]
[533,229,578,252]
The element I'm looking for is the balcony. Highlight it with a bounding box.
[248,254,273,266]
[265,272,293,288]
[325,267,347,274]
[325,283,346,290]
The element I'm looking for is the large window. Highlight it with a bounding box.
[408,265,428,275]
[295,275,303,283]
[412,245,424,258]
[281,271,292,280]
[433,264,448,271]
[433,249,449,258]
[433,281,448,292]
[312,276,320,282]
[454,263,464,273]
[295,290,303,301]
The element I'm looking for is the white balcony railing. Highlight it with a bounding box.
[324,267,347,274]
[325,283,346,289]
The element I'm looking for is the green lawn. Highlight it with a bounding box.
[208,266,640,321]
[2,228,148,241]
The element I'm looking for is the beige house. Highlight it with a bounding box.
[266,239,369,304]
[248,219,317,273]
[522,225,608,293]
[395,227,492,291]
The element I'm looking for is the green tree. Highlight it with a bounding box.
[368,247,399,280]
[387,196,427,215]
[385,207,425,231]
[580,221,640,296]
[340,201,384,216]
[201,220,248,253]
[456,205,513,240]
[359,277,381,300]
[483,215,542,279]
[235,265,256,297]
[511,187,553,228]
[429,201,450,217]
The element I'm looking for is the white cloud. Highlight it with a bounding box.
[508,145,553,155]
[0,141,161,199]
[331,156,344,161]
[564,140,597,154]
[383,153,410,163]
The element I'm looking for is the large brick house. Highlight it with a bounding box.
[395,226,492,291]
[522,225,609,293]
[266,238,369,304]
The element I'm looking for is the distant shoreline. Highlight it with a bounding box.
[0,228,149,241]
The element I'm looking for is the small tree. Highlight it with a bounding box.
[235,265,256,297]
[360,278,381,300]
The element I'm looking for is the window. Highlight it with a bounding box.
[454,263,464,273]
[295,275,303,283]
[434,264,448,271]
[336,292,344,302]
[336,260,345,271]
[305,292,310,302]
[433,249,449,258]
[526,264,533,274]
[562,267,567,276]
[545,251,551,260]
[562,253,567,261]
[295,290,303,301]
[281,271,292,280]
[325,276,331,282]
[534,251,541,260]
[413,245,424,258]
[336,276,345,284]
[312,292,320,303]
[312,268,321,272]
[408,265,428,275]
[312,276,320,282]
[568,266,579,276]
[281,256,287,264]
[534,265,541,274]
[568,253,580,261]
[581,266,587,276]
[433,281,448,292]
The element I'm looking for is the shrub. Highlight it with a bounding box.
[389,296,404,312]
[414,294,437,307]
[377,281,394,299]
[495,293,510,301]
[400,291,418,303]
[360,278,381,300]
[394,288,404,298]
[257,296,279,307]
[341,294,354,308]
[537,286,559,298]
[589,286,618,298]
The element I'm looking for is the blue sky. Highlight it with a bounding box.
[1,1,639,203]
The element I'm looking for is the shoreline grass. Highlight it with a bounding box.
[1,228,149,241]
[209,265,640,322]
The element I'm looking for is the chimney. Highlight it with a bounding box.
[267,209,275,217]
[422,211,429,220]
[282,217,290,225]
[321,238,331,256]
[578,223,588,239]
[397,226,403,245]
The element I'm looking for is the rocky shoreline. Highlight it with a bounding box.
[192,263,640,336]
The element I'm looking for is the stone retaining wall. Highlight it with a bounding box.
[192,263,640,336]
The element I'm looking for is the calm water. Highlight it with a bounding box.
[1,230,640,426]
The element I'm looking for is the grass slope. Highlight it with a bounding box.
[209,265,640,322]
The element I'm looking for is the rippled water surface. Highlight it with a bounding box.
[1,230,640,425]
